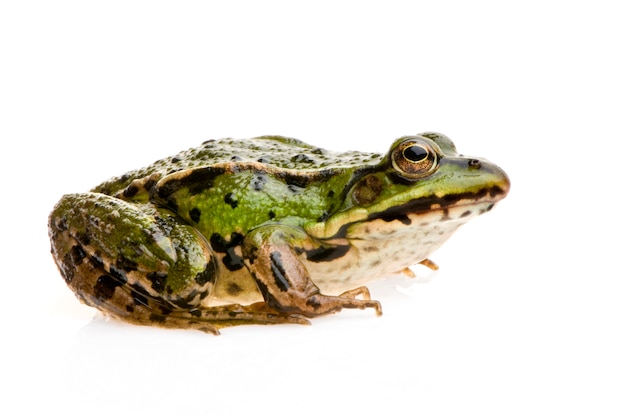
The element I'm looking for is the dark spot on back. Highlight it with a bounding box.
[157,166,228,198]
[291,153,315,163]
[189,207,201,223]
[277,169,336,189]
[144,178,157,192]
[224,193,238,208]
[123,184,139,198]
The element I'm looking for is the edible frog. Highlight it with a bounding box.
[48,132,510,334]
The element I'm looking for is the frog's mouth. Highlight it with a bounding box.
[309,182,509,241]
[368,183,509,225]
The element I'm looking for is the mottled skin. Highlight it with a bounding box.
[49,133,510,334]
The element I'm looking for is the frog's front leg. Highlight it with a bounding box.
[243,225,382,318]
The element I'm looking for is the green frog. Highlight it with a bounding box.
[48,132,509,334]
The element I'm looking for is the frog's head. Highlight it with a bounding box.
[309,132,510,239]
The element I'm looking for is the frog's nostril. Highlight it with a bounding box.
[468,159,482,169]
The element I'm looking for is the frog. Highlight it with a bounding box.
[48,132,510,334]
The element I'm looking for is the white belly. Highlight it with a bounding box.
[308,202,493,294]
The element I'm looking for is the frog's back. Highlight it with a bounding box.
[94,136,382,196]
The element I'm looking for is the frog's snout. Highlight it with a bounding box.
[492,163,511,201]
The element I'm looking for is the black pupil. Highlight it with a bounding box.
[403,145,428,162]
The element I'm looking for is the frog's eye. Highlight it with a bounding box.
[391,139,439,179]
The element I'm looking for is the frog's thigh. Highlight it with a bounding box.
[243,225,382,317]
[49,192,218,322]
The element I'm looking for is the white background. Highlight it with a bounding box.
[2,1,625,416]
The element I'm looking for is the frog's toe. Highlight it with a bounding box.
[339,286,372,300]
[338,287,383,316]
[418,258,439,271]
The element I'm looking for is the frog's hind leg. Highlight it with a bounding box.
[49,237,308,334]
[49,192,309,334]
[154,303,311,334]
[49,192,211,331]
[84,283,310,335]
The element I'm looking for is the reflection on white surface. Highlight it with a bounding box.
[13,251,626,416]
[54,277,432,416]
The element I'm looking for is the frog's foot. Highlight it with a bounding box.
[397,260,438,278]
[304,288,383,317]
[332,286,383,316]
